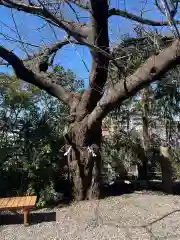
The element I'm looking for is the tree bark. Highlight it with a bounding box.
[140,89,150,181]
[133,143,149,181]
[64,0,109,201]
[66,117,102,200]
[159,146,173,193]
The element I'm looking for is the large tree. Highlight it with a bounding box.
[0,0,180,200]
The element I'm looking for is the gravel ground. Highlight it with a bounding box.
[1,191,180,239]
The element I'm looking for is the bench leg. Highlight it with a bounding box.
[23,208,29,226]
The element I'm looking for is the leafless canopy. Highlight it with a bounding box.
[0,0,180,131]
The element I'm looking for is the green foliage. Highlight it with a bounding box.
[102,129,141,182]
[0,66,75,207]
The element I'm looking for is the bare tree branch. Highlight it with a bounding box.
[0,1,124,72]
[108,8,180,26]
[66,0,90,10]
[0,0,90,39]
[0,31,39,48]
[88,40,180,129]
[11,9,29,57]
[64,0,82,22]
[38,0,90,39]
[23,38,70,72]
[0,45,79,107]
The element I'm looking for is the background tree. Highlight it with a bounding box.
[105,32,180,192]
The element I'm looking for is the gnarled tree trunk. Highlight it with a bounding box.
[66,117,102,200]
[64,0,109,201]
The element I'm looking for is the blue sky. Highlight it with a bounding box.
[0,0,173,88]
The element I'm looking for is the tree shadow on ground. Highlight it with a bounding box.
[172,181,180,195]
[0,212,56,226]
[145,180,180,195]
[100,181,135,199]
[100,179,180,199]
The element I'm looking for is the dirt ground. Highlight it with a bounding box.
[1,191,180,239]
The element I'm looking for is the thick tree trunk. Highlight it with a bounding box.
[159,146,173,193]
[66,117,102,200]
[64,1,109,201]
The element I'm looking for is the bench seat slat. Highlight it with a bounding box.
[6,197,16,208]
[23,196,32,208]
[18,197,24,208]
[0,198,7,206]
[13,197,22,208]
[0,196,37,210]
[1,198,12,209]
[29,196,37,206]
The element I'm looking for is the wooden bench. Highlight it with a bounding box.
[0,196,37,226]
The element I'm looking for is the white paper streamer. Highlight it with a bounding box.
[87,146,97,157]
[124,180,131,185]
[64,146,97,157]
[64,146,72,156]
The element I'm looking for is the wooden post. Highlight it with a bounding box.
[23,208,29,226]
